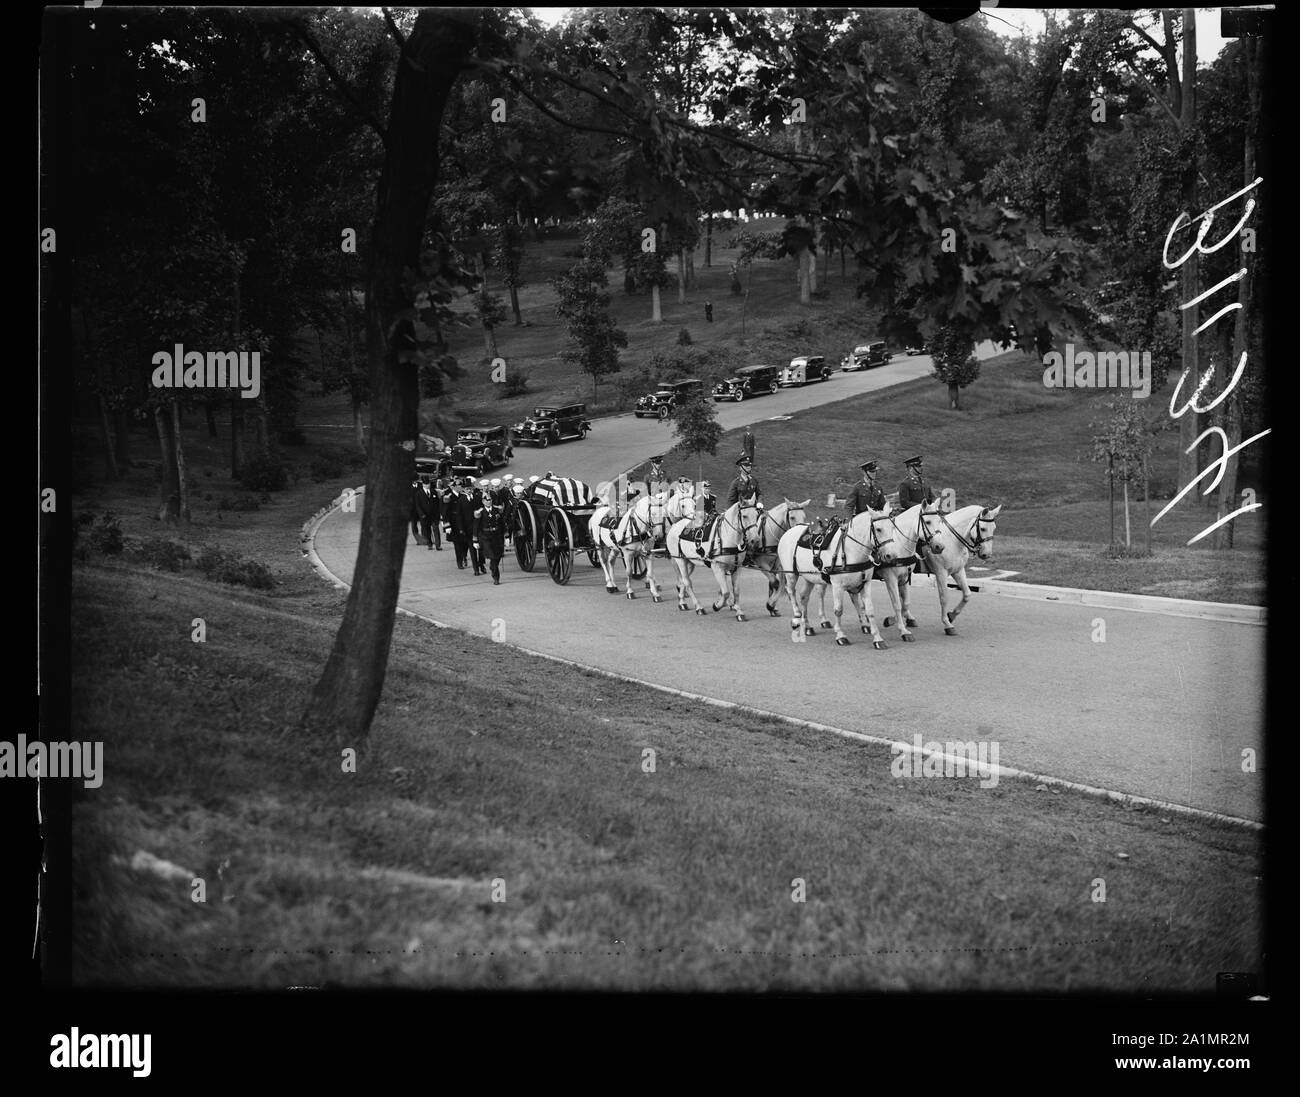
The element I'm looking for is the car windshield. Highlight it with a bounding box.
[532,409,556,418]
[458,432,480,441]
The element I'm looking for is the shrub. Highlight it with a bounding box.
[309,452,346,482]
[194,546,275,590]
[136,538,191,572]
[730,278,743,296]
[80,512,124,556]
[677,328,693,346]
[238,453,288,493]
[500,371,530,398]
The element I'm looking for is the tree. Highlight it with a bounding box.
[672,394,723,481]
[929,321,980,410]
[493,220,527,324]
[1090,398,1154,552]
[302,10,482,746]
[553,258,628,401]
[472,288,509,362]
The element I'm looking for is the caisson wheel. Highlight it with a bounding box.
[514,502,536,571]
[658,406,669,420]
[544,508,574,585]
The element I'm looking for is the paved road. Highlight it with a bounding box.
[313,356,1265,822]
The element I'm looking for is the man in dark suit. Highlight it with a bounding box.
[458,479,486,575]
[741,425,756,463]
[412,476,442,549]
[409,479,425,545]
[447,479,473,569]
[846,460,886,515]
[474,494,508,584]
[897,455,936,509]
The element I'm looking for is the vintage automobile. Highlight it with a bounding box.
[779,355,833,386]
[448,425,513,475]
[712,364,782,402]
[414,455,451,483]
[841,341,890,372]
[904,342,931,356]
[634,378,705,419]
[510,403,591,448]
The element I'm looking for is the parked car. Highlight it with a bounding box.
[779,355,832,386]
[904,342,930,356]
[448,425,513,474]
[415,455,451,482]
[634,378,705,419]
[510,403,591,448]
[841,341,890,371]
[712,364,782,402]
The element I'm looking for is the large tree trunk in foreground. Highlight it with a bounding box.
[304,11,479,746]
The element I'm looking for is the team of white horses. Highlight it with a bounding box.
[589,483,1003,646]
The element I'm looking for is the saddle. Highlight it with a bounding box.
[797,518,842,572]
[690,515,719,545]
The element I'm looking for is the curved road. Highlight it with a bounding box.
[313,356,1265,822]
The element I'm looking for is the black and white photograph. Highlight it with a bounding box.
[33,1,1276,1061]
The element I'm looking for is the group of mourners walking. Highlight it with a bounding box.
[410,473,529,585]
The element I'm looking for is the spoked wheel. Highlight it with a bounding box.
[544,508,574,584]
[514,501,537,571]
[586,546,600,567]
[629,553,648,580]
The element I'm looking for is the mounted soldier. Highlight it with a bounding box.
[897,455,936,510]
[646,454,668,495]
[727,455,762,509]
[847,460,886,515]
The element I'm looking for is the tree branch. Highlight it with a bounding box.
[297,24,389,142]
[381,7,407,52]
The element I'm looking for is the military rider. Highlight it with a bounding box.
[897,455,936,510]
[847,460,887,515]
[727,455,762,509]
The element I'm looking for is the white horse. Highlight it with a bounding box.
[589,491,672,601]
[871,503,938,643]
[775,508,899,647]
[664,500,762,620]
[916,503,1004,634]
[747,499,816,618]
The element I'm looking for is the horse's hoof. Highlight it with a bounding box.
[819,620,832,630]
[883,615,895,628]
[712,604,721,613]
[861,625,870,634]
[804,627,817,636]
[606,586,618,594]
[736,614,746,622]
[905,617,918,628]
[901,633,914,642]
[652,595,663,603]
[767,606,779,617]
[835,636,850,646]
[678,604,688,612]
[944,627,956,636]
[873,641,886,650]
[626,592,636,600]
[696,608,707,616]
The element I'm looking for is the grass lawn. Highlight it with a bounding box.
[70,558,1261,990]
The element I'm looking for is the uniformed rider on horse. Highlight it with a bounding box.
[896,455,937,575]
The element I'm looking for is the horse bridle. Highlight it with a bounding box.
[835,512,896,567]
[940,510,996,555]
[755,503,806,554]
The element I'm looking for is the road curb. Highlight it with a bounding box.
[974,577,1265,625]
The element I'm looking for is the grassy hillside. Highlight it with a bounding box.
[70,559,1261,990]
